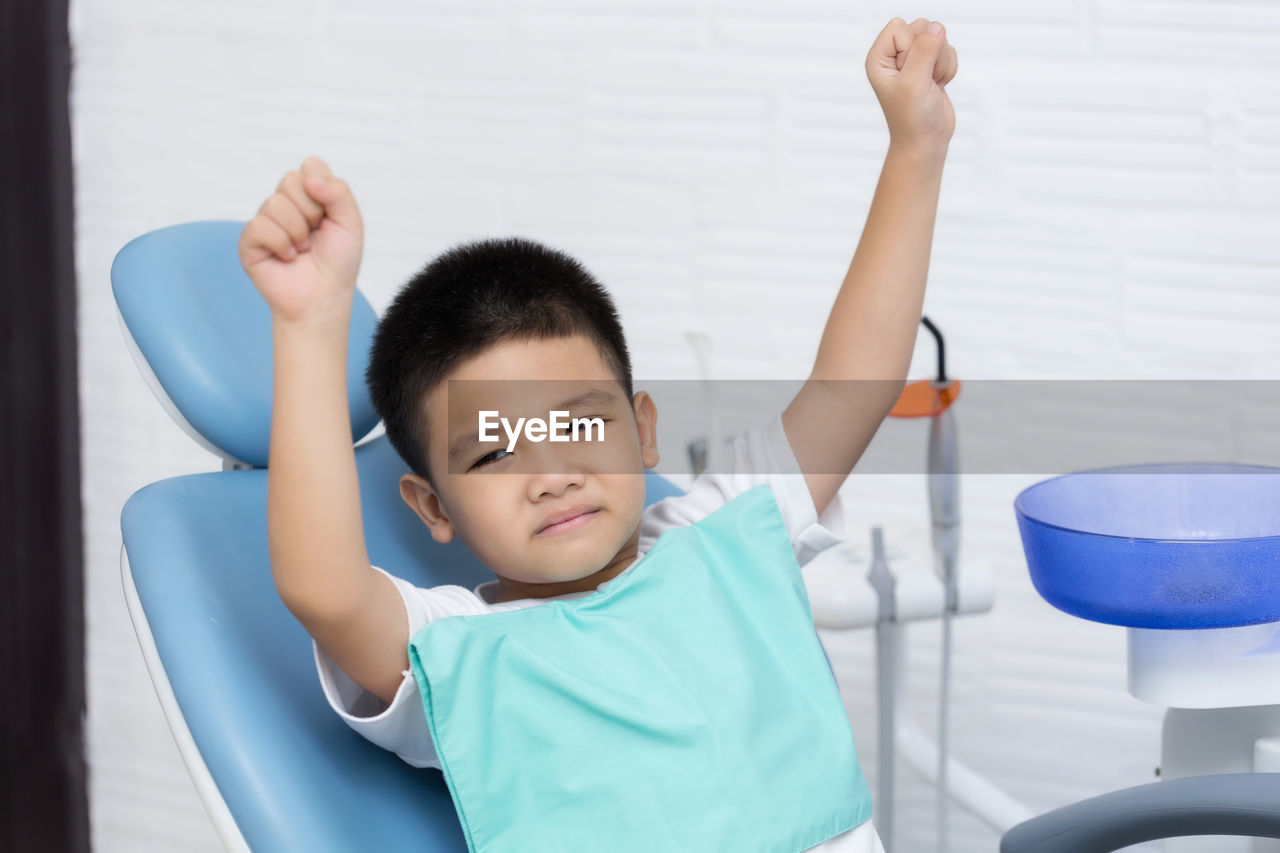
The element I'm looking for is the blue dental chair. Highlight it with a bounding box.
[112,221,685,851]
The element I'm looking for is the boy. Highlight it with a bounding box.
[238,17,955,852]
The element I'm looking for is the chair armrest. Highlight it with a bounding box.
[999,772,1280,853]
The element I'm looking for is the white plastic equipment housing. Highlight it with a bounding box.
[1128,620,1280,709]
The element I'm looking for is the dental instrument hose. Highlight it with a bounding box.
[868,526,897,852]
[922,316,960,853]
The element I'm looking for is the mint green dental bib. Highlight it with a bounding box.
[407,484,873,852]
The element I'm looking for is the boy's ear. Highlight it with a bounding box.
[631,391,660,469]
[399,473,455,544]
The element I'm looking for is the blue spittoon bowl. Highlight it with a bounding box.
[1014,463,1280,630]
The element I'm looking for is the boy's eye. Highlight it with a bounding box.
[470,448,511,470]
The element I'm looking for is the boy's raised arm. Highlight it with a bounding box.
[782,18,958,518]
[239,157,408,705]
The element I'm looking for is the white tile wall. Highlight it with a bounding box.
[70,1,1278,850]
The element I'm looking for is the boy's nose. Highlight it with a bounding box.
[518,435,587,496]
[527,469,587,502]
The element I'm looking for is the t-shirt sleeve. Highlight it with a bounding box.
[311,565,488,769]
[640,411,849,567]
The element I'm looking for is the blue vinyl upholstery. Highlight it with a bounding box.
[111,220,380,468]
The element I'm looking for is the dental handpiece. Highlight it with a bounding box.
[927,396,960,610]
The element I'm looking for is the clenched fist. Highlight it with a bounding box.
[238,156,364,325]
[866,18,958,153]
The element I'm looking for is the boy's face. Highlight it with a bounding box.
[399,334,660,601]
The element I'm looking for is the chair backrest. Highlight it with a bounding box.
[114,221,684,851]
[112,220,381,467]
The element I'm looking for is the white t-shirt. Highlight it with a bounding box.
[314,412,884,853]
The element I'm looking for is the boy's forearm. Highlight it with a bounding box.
[267,311,372,617]
[812,143,947,409]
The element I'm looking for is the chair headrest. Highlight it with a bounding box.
[112,220,381,468]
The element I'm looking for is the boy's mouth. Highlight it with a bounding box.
[535,506,600,537]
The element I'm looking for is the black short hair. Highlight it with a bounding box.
[366,236,634,488]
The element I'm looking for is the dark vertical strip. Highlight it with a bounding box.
[0,0,89,849]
